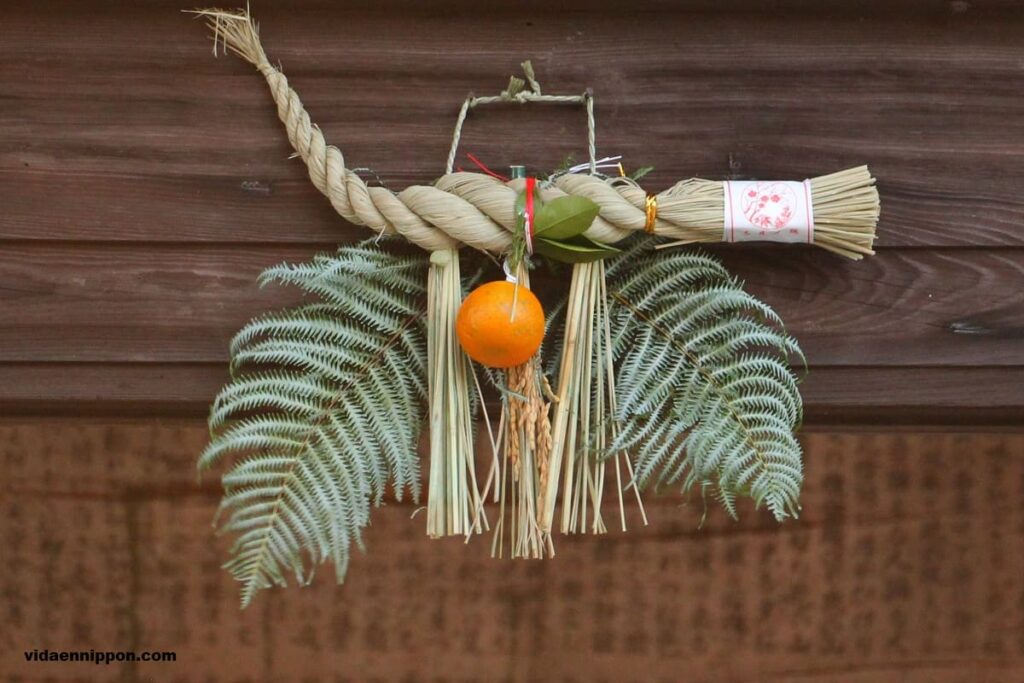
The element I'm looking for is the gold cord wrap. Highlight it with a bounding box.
[194,8,879,260]
[644,194,658,234]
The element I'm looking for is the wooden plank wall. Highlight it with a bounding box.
[0,1,1021,421]
[1,1,1023,681]
[3,422,1024,682]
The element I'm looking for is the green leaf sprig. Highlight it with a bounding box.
[513,183,619,266]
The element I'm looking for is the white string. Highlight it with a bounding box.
[502,258,518,283]
[568,155,622,175]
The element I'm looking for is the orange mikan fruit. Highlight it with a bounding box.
[456,281,545,368]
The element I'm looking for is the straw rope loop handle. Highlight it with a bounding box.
[445,61,597,176]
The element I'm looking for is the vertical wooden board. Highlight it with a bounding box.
[3,422,1024,681]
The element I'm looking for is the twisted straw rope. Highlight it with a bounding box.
[195,9,878,258]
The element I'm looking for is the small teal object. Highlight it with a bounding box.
[509,165,526,180]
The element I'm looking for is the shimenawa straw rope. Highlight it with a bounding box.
[192,8,879,259]
[193,7,880,554]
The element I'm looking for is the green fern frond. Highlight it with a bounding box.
[606,242,804,521]
[200,242,429,607]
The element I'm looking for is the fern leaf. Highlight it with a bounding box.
[606,242,804,521]
[201,241,428,607]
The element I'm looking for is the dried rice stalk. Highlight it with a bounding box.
[491,268,555,559]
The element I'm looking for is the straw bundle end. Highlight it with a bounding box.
[809,165,880,260]
[188,7,269,69]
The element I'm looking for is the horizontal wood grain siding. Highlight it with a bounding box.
[2,365,1022,426]
[0,244,1021,366]
[4,167,1022,248]
[2,421,1023,682]
[1,7,1022,248]
[0,1,1022,420]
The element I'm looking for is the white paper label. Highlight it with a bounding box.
[723,180,814,244]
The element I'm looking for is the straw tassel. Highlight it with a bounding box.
[540,261,647,534]
[426,249,484,538]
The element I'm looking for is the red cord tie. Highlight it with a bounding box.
[465,152,510,182]
[524,176,536,255]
